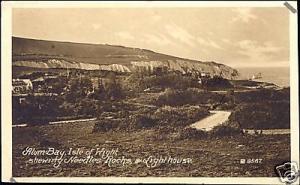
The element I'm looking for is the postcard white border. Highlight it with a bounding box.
[1,1,298,184]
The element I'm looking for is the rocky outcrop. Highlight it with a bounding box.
[130,60,238,79]
[13,59,131,73]
[13,59,238,79]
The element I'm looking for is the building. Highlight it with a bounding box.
[200,72,211,78]
[12,79,33,94]
[90,77,101,90]
[32,75,60,92]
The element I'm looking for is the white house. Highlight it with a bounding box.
[12,79,33,94]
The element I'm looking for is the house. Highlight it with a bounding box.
[90,77,101,90]
[196,72,211,84]
[12,79,33,94]
[32,75,60,92]
[200,72,211,78]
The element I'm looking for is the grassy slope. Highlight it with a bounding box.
[13,37,198,65]
[13,121,290,177]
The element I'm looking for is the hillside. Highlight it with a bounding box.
[12,37,239,79]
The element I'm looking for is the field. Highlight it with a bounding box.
[13,120,290,177]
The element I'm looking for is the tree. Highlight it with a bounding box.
[65,77,93,102]
[103,72,124,100]
[105,81,123,100]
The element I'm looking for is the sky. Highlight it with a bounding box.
[12,7,290,68]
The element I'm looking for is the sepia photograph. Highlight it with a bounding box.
[1,1,299,184]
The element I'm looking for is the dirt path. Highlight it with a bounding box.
[49,118,97,124]
[190,110,231,131]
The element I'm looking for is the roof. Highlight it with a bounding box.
[12,79,32,85]
[32,77,45,82]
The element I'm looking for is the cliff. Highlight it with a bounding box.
[12,37,239,79]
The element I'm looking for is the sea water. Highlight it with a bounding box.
[237,67,290,87]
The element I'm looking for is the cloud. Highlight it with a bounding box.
[165,24,196,47]
[238,40,282,53]
[236,40,283,63]
[115,31,134,40]
[197,37,223,49]
[231,8,257,23]
[143,34,172,46]
[222,38,230,43]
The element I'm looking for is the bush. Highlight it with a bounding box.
[178,127,207,139]
[12,95,65,125]
[92,105,209,132]
[94,112,158,132]
[143,73,198,90]
[228,101,290,129]
[65,78,93,102]
[104,81,124,100]
[234,88,290,103]
[128,114,157,129]
[201,76,233,90]
[125,73,198,92]
[153,106,209,127]
[93,119,120,132]
[155,88,224,106]
[210,125,241,137]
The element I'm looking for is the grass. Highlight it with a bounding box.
[11,71,290,177]
[13,121,290,177]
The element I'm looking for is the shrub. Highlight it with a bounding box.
[94,105,209,132]
[12,95,66,125]
[128,114,157,129]
[155,88,224,106]
[150,126,178,141]
[125,73,198,92]
[65,78,93,102]
[93,119,120,132]
[143,73,198,90]
[104,81,124,100]
[210,125,241,137]
[201,76,233,90]
[228,101,290,129]
[234,88,290,103]
[153,106,209,127]
[178,127,207,139]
